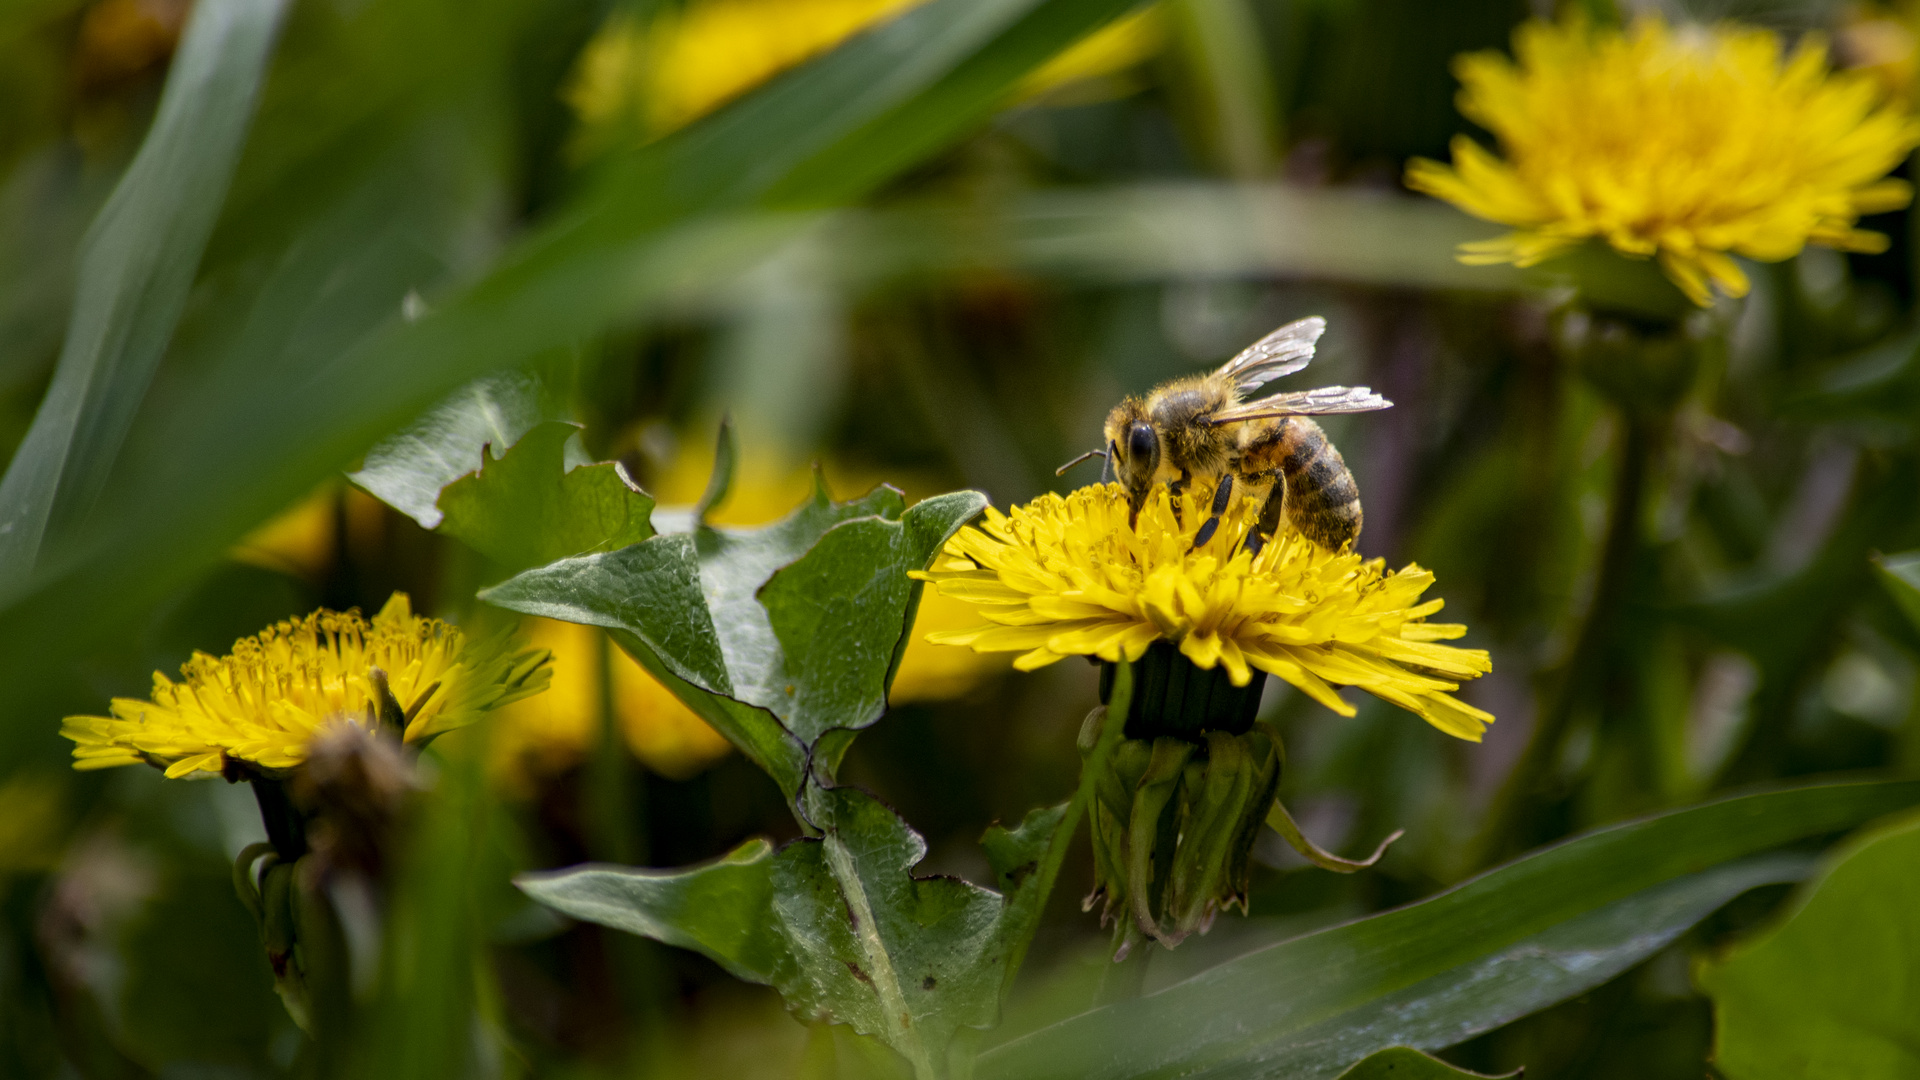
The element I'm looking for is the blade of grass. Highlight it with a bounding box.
[1169,0,1278,178]
[0,0,286,587]
[978,779,1920,1080]
[0,0,1145,713]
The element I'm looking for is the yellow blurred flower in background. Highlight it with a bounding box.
[1838,2,1917,103]
[887,588,1014,704]
[229,481,388,580]
[1407,16,1920,306]
[220,436,993,793]
[647,445,827,528]
[916,483,1494,740]
[567,0,1165,148]
[646,442,1012,706]
[490,441,1007,794]
[489,618,735,792]
[63,594,551,778]
[577,0,918,137]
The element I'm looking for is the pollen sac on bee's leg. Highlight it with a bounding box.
[1084,643,1282,956]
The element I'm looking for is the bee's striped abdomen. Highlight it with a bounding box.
[1246,418,1363,550]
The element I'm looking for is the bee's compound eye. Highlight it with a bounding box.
[1127,423,1158,468]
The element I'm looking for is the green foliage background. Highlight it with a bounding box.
[3,0,1920,1076]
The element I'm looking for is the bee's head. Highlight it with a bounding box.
[1103,400,1160,523]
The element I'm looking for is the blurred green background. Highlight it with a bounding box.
[4,0,1920,1076]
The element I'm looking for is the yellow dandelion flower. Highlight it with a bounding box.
[649,440,1011,701]
[567,0,1165,146]
[489,617,733,792]
[1838,3,1916,105]
[62,594,552,779]
[609,643,737,780]
[647,442,826,527]
[489,618,603,792]
[914,483,1494,741]
[228,481,387,580]
[1406,16,1920,306]
[636,0,921,135]
[888,587,1013,704]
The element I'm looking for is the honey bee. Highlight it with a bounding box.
[1060,317,1390,553]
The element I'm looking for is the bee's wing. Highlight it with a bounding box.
[1216,316,1327,391]
[1205,385,1392,424]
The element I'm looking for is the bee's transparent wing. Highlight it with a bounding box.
[1205,385,1392,424]
[1216,316,1327,392]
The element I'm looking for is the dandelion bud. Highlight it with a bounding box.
[1084,644,1282,955]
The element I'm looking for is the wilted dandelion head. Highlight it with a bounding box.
[914,483,1494,741]
[1407,16,1920,306]
[63,594,551,778]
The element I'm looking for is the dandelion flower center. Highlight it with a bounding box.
[1406,16,1920,306]
[62,593,552,779]
[914,483,1495,741]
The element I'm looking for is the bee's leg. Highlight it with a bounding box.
[1244,475,1285,555]
[1191,473,1234,549]
[1166,468,1192,525]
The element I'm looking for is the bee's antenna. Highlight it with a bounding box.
[1055,447,1109,476]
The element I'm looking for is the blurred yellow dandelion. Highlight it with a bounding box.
[489,617,734,791]
[636,0,920,135]
[1838,3,1916,104]
[62,594,551,778]
[489,618,604,791]
[229,486,338,579]
[609,642,738,779]
[568,0,1165,144]
[889,587,1013,704]
[1406,16,1920,306]
[648,443,825,527]
[228,481,387,580]
[648,439,1011,703]
[914,483,1494,740]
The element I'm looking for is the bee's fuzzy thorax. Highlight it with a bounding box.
[1146,373,1237,480]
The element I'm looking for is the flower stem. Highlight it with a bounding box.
[250,776,309,862]
[1471,405,1655,869]
[995,664,1133,999]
